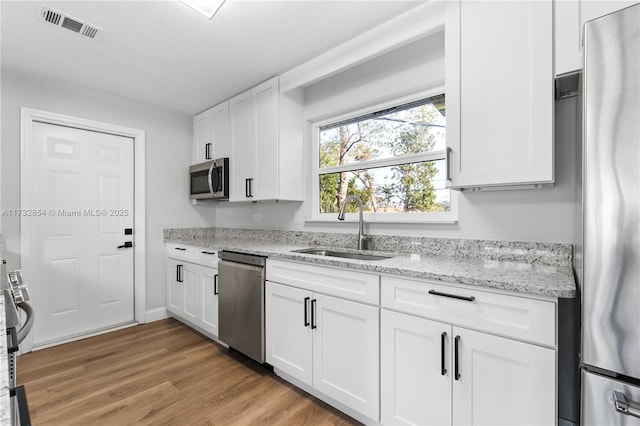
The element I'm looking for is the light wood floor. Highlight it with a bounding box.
[17,318,359,425]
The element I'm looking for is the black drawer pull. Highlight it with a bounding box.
[429,290,475,302]
[201,251,216,255]
[174,247,186,251]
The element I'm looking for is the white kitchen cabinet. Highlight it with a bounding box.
[453,327,555,426]
[229,76,304,202]
[555,0,638,75]
[166,244,220,340]
[381,310,451,425]
[166,259,199,323]
[445,0,554,190]
[381,309,556,426]
[265,260,379,422]
[312,293,379,419]
[200,265,219,337]
[265,281,313,384]
[193,108,213,163]
[193,101,229,163]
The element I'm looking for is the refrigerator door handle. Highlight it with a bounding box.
[614,391,640,419]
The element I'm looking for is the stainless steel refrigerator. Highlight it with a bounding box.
[581,3,640,424]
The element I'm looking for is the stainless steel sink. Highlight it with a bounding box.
[292,248,393,261]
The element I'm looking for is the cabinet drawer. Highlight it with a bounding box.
[381,276,555,347]
[198,249,219,268]
[166,244,201,263]
[266,259,379,305]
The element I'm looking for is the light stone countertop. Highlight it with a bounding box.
[164,229,576,299]
[0,295,10,426]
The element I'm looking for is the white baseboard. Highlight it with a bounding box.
[145,307,168,323]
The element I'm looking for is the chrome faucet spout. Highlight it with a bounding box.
[337,195,369,250]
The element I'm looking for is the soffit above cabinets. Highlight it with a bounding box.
[0,1,422,115]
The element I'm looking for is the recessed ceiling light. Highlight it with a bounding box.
[181,0,226,20]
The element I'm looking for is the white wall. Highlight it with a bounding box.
[0,68,216,311]
[214,32,579,244]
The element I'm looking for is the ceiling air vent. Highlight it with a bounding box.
[39,5,101,39]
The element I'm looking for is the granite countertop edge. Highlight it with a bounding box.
[164,236,576,299]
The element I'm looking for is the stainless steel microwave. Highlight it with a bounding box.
[190,158,229,200]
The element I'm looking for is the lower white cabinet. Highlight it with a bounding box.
[266,280,379,421]
[166,245,219,339]
[381,309,555,426]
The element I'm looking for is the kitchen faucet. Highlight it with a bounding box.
[337,195,371,250]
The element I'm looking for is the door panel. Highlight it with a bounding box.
[453,327,555,426]
[201,267,219,336]
[265,281,313,385]
[381,310,452,426]
[30,122,135,345]
[312,294,379,420]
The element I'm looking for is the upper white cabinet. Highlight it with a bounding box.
[229,77,304,202]
[445,0,554,190]
[193,101,229,163]
[193,108,213,163]
[555,0,639,75]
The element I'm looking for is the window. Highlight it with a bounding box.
[311,93,456,223]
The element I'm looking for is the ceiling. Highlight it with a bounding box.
[1,0,424,115]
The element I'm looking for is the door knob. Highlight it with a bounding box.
[117,241,133,249]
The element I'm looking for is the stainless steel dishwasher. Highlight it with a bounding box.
[218,251,266,364]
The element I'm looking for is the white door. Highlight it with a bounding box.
[265,281,313,385]
[210,101,230,159]
[200,265,219,336]
[452,327,556,426]
[29,122,135,346]
[381,310,452,426]
[312,294,379,421]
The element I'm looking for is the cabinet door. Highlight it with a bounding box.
[193,108,213,163]
[210,101,230,159]
[166,260,184,315]
[182,262,200,324]
[200,266,219,337]
[446,0,553,189]
[253,77,279,201]
[452,327,555,426]
[381,310,452,426]
[265,281,313,385]
[229,90,254,201]
[312,294,379,420]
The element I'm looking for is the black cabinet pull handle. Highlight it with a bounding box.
[174,247,186,251]
[214,274,218,295]
[177,265,183,283]
[441,331,447,376]
[446,147,452,181]
[310,299,317,329]
[304,297,310,327]
[245,178,254,198]
[201,251,216,255]
[429,289,475,302]
[454,335,460,380]
[205,143,212,160]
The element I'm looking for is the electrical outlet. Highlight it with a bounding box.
[253,213,262,222]
[294,211,302,225]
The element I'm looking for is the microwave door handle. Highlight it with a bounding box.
[207,163,215,195]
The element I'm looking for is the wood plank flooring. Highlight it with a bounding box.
[17,318,359,425]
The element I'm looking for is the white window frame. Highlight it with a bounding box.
[308,88,458,224]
